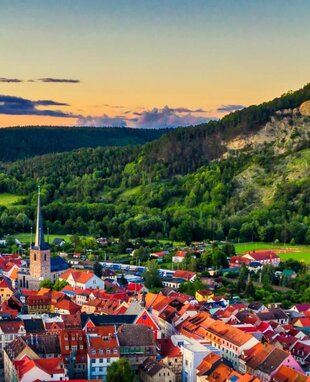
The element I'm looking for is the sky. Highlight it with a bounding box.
[0,0,309,128]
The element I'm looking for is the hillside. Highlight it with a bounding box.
[0,84,309,244]
[0,126,168,162]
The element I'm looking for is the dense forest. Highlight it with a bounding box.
[0,84,309,244]
[0,126,167,162]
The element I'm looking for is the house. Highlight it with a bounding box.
[173,270,197,282]
[13,355,67,382]
[87,328,119,381]
[229,256,250,268]
[157,338,183,382]
[196,352,226,381]
[117,324,156,368]
[150,251,167,262]
[257,309,289,325]
[162,278,185,289]
[54,299,81,315]
[59,269,104,290]
[243,251,280,267]
[239,342,304,381]
[294,318,310,329]
[290,304,310,314]
[0,278,14,303]
[3,335,61,382]
[248,302,267,313]
[172,251,188,263]
[0,320,25,363]
[139,358,176,382]
[271,365,310,382]
[126,301,161,339]
[290,340,310,366]
[170,334,212,382]
[195,290,214,302]
[59,329,87,379]
[53,238,66,246]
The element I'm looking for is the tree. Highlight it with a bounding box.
[143,260,162,289]
[245,280,255,297]
[53,279,68,291]
[93,262,103,279]
[107,359,137,382]
[39,279,53,289]
[236,265,248,293]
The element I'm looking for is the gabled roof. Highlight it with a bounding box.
[80,313,137,328]
[196,352,222,376]
[173,270,196,280]
[50,256,69,272]
[60,269,96,284]
[157,338,182,358]
[272,365,310,382]
[117,324,155,347]
[140,359,165,377]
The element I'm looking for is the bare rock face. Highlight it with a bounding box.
[300,100,310,116]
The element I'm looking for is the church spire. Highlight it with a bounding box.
[34,185,45,248]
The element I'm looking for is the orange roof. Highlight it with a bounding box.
[60,269,95,284]
[174,270,196,280]
[37,288,51,296]
[9,267,19,281]
[272,365,310,382]
[197,352,222,376]
[207,363,232,382]
[145,293,159,309]
[55,299,81,313]
[88,335,119,358]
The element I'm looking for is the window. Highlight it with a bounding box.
[34,254,37,261]
[107,358,111,363]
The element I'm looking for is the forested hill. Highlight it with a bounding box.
[0,84,309,244]
[0,126,168,162]
[140,83,310,175]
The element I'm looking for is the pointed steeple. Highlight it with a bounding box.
[34,185,45,248]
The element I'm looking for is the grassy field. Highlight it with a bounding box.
[235,242,310,263]
[14,233,69,244]
[0,193,24,206]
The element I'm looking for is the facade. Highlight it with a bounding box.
[87,329,120,381]
[139,358,176,382]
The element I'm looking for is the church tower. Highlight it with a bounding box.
[29,186,51,280]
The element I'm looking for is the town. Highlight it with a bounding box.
[0,189,309,382]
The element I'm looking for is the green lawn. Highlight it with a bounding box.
[234,242,310,263]
[0,193,24,206]
[14,233,69,244]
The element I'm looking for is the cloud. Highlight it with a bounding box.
[217,104,245,113]
[38,78,80,83]
[103,104,125,109]
[0,95,77,117]
[133,106,216,129]
[77,114,127,127]
[0,77,23,83]
[77,105,216,129]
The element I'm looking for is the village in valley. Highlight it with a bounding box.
[0,189,308,382]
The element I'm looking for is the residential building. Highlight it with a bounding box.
[117,324,156,368]
[139,358,176,382]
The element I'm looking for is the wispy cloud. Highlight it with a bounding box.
[77,114,127,127]
[0,95,77,117]
[216,104,245,113]
[77,105,216,128]
[0,77,23,83]
[102,104,125,109]
[38,78,80,83]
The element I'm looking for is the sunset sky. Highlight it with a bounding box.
[1,0,310,128]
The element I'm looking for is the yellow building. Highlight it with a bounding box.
[0,278,14,303]
[195,289,214,302]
